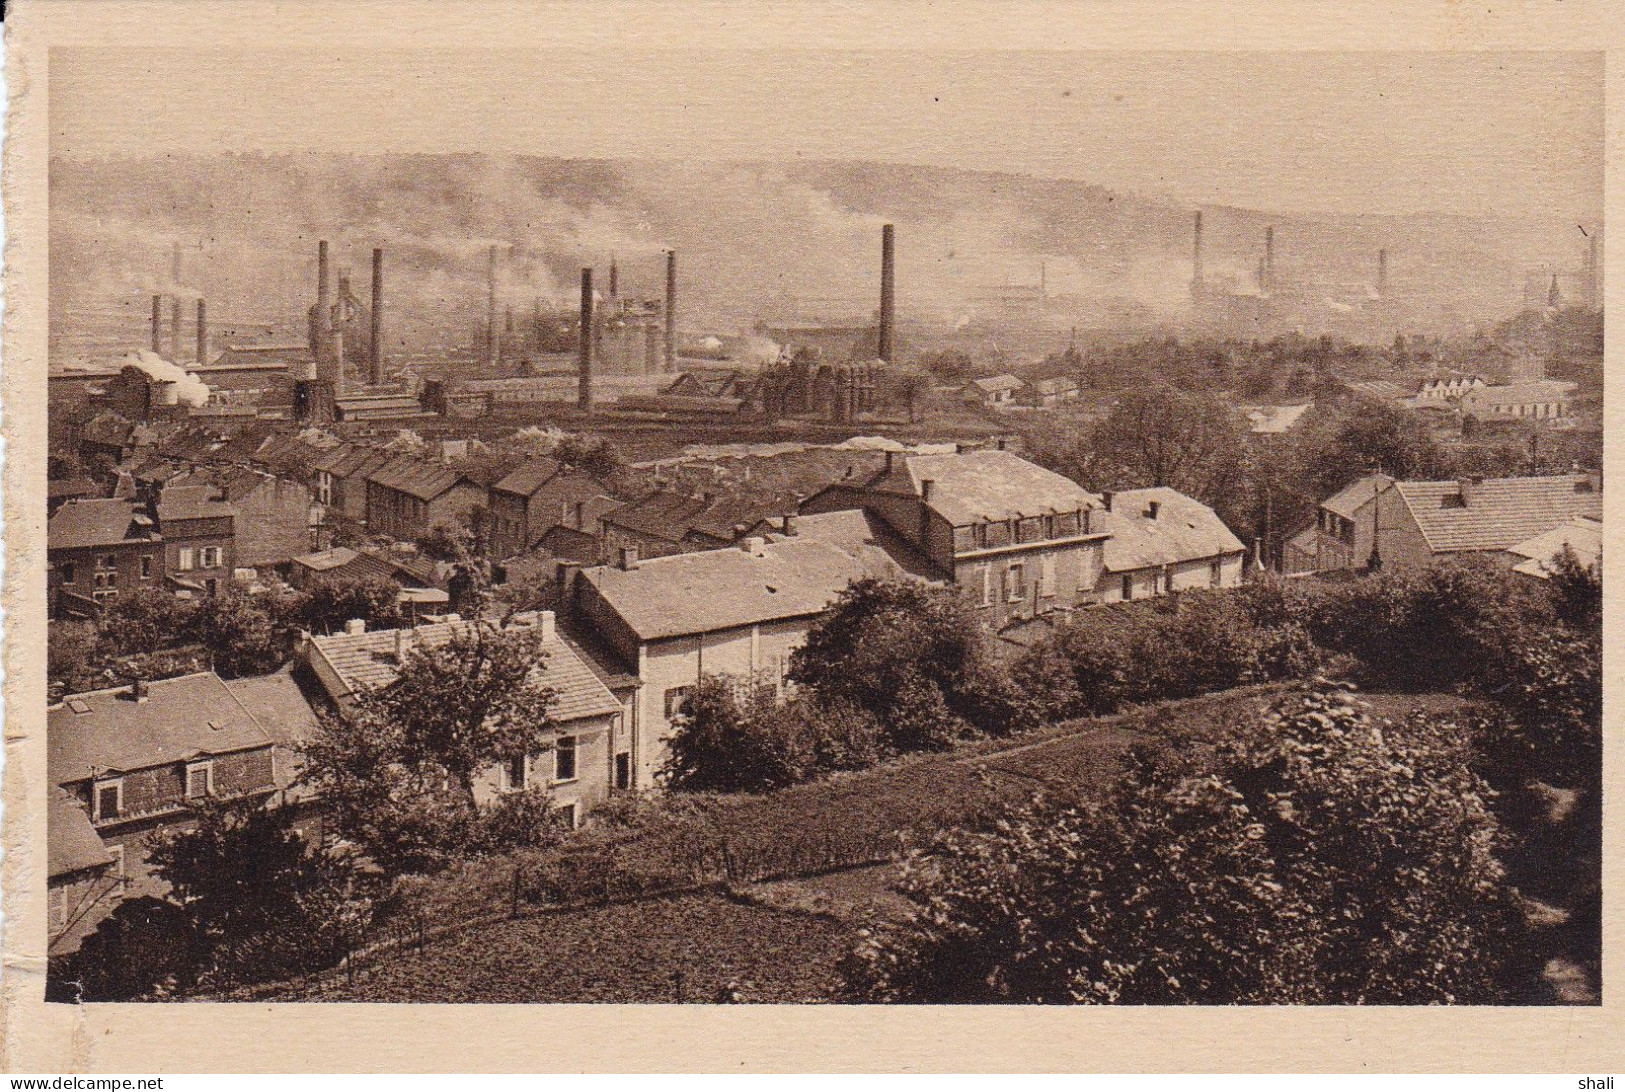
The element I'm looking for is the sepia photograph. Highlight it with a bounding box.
[7,4,1613,1052]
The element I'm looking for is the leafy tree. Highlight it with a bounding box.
[63,897,204,1001]
[98,588,198,655]
[146,797,371,991]
[299,575,405,635]
[1292,396,1445,502]
[1083,390,1248,520]
[661,674,887,793]
[301,620,564,872]
[47,620,101,692]
[554,432,622,478]
[790,579,1031,751]
[918,349,974,381]
[846,686,1529,1004]
[1546,544,1601,631]
[188,593,291,678]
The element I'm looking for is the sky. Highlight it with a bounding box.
[50,48,1603,224]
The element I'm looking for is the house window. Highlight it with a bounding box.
[664,687,693,720]
[205,579,219,597]
[140,555,153,579]
[177,547,195,572]
[200,546,222,569]
[186,761,214,799]
[1039,554,1057,597]
[49,887,66,929]
[93,779,123,821]
[1121,573,1134,601]
[1165,566,1176,594]
[108,843,126,878]
[99,554,116,570]
[553,736,578,782]
[555,802,579,829]
[1210,557,1223,588]
[615,752,632,791]
[1007,563,1026,603]
[980,564,993,606]
[60,562,77,585]
[502,755,527,792]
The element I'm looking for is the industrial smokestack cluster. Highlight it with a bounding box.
[579,267,595,411]
[664,249,678,373]
[878,223,896,363]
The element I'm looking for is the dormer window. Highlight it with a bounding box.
[186,760,215,799]
[93,778,123,821]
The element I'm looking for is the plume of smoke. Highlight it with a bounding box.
[122,349,211,407]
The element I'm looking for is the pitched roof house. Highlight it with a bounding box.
[571,514,931,788]
[303,611,622,824]
[1285,471,1602,574]
[1095,487,1249,601]
[47,672,291,952]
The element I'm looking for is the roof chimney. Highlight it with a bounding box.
[578,267,595,412]
[741,536,767,556]
[920,479,935,502]
[1459,476,1482,505]
[1146,500,1161,520]
[393,626,409,661]
[129,677,149,704]
[345,618,366,635]
[781,513,797,536]
[369,247,385,384]
[618,544,639,571]
[878,224,896,363]
[1101,490,1114,512]
[539,610,557,642]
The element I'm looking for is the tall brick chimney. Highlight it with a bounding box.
[578,267,595,412]
[878,224,896,363]
[369,247,385,385]
[664,249,678,373]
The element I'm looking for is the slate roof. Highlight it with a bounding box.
[48,477,101,501]
[307,617,621,724]
[48,672,275,785]
[1099,488,1248,573]
[1506,517,1602,578]
[224,668,324,798]
[49,787,113,878]
[1395,474,1602,554]
[47,499,149,551]
[493,458,564,498]
[156,484,236,524]
[367,455,469,501]
[878,449,1101,527]
[1321,474,1394,520]
[579,529,930,642]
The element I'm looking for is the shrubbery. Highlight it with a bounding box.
[844,686,1532,1004]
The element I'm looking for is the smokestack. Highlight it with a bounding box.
[1263,226,1275,291]
[369,247,385,385]
[1377,248,1389,298]
[609,256,619,300]
[1191,210,1204,295]
[486,245,499,367]
[315,239,332,382]
[578,267,595,412]
[664,250,677,373]
[195,298,207,366]
[170,241,183,360]
[878,223,896,363]
[150,294,163,354]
